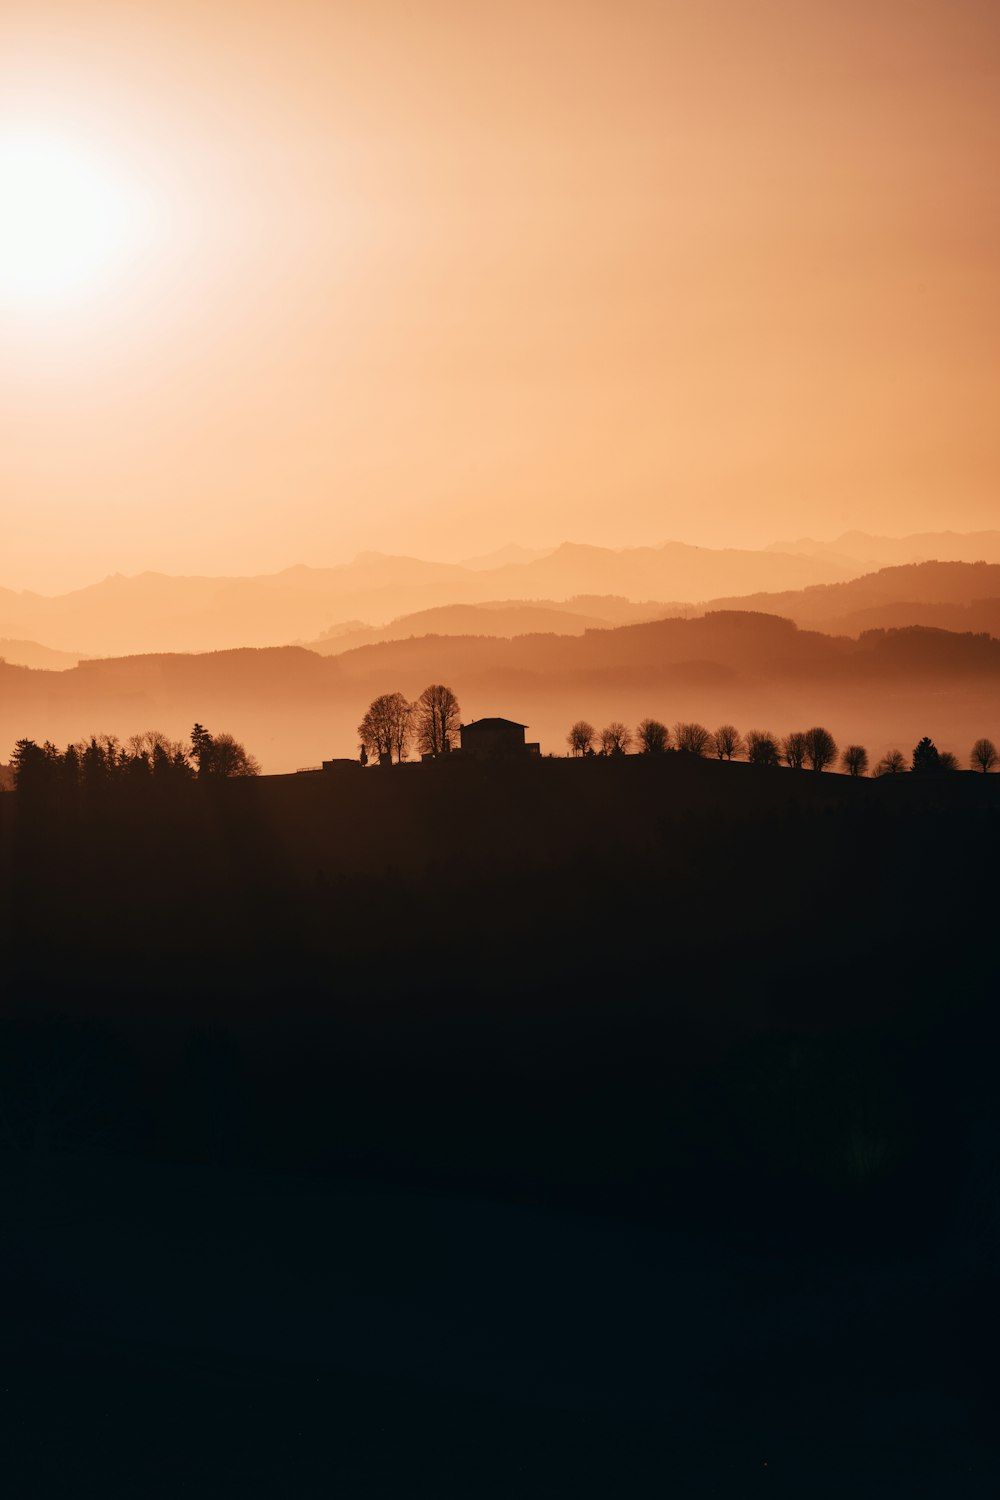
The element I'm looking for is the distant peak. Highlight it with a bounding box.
[459,543,555,570]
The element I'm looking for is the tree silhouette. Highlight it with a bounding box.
[599,722,631,756]
[873,749,906,776]
[912,736,941,772]
[636,718,669,754]
[359,693,414,764]
[909,739,957,772]
[10,738,57,792]
[415,684,460,757]
[712,724,742,761]
[62,743,81,790]
[745,730,780,767]
[189,724,259,777]
[190,723,213,776]
[971,738,998,773]
[803,726,838,772]
[842,744,869,777]
[567,720,595,757]
[80,734,121,791]
[674,722,711,757]
[206,733,260,777]
[782,731,808,770]
[125,730,192,780]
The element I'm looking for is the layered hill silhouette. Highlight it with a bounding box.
[6,533,1000,659]
[3,610,997,774]
[0,638,89,670]
[301,597,667,654]
[0,540,869,657]
[300,560,1000,653]
[688,560,1000,636]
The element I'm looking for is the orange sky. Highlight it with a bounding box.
[1,0,998,592]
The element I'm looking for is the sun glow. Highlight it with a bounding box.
[0,127,148,311]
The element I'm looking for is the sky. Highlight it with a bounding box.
[1,0,998,593]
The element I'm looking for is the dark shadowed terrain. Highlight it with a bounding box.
[2,756,999,1494]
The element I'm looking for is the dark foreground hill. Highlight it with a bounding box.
[3,609,999,772]
[2,758,999,1492]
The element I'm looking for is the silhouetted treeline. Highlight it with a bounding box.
[564,720,989,776]
[8,723,258,803]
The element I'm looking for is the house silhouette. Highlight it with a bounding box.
[459,717,540,758]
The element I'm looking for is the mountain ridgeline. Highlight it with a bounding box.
[6,536,1000,659]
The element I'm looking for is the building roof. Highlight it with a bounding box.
[461,717,528,731]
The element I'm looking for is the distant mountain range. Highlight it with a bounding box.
[0,638,90,671]
[3,609,997,775]
[0,538,877,657]
[766,529,1000,568]
[3,533,1000,664]
[6,529,1000,660]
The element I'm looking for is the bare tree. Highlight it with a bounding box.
[358,692,414,764]
[873,748,906,777]
[712,724,742,761]
[842,744,869,777]
[567,720,595,757]
[782,731,808,770]
[205,733,261,776]
[803,726,838,772]
[674,721,711,757]
[745,729,781,767]
[415,684,460,757]
[971,737,998,773]
[937,750,959,771]
[599,722,631,755]
[636,718,669,754]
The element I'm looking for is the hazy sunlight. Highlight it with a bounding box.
[0,126,147,311]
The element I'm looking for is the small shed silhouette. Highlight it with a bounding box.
[459,717,540,757]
